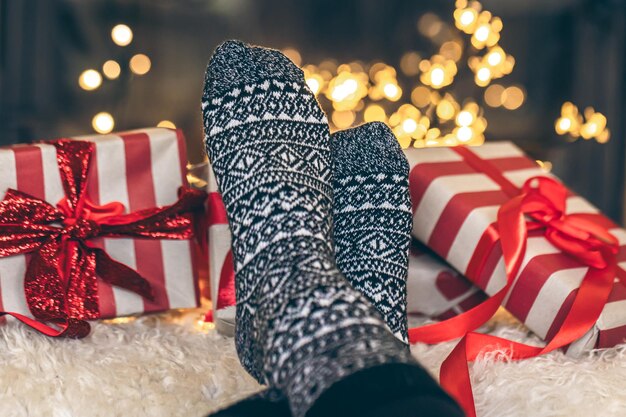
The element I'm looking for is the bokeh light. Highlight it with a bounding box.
[111,24,133,47]
[157,120,176,129]
[92,112,115,134]
[130,54,151,75]
[78,69,102,91]
[102,60,121,79]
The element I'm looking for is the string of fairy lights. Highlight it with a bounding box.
[80,1,609,151]
[78,23,175,134]
[287,0,610,150]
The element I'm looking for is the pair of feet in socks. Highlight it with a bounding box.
[202,40,464,417]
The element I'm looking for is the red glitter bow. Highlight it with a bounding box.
[0,139,207,338]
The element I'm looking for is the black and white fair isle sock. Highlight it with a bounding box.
[331,122,411,345]
[203,40,463,417]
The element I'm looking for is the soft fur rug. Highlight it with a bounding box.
[1,309,625,417]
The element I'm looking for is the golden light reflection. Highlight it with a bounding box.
[364,104,387,122]
[411,86,432,108]
[111,24,133,47]
[290,0,527,145]
[282,48,302,67]
[419,55,457,89]
[102,60,121,79]
[78,69,102,91]
[129,54,151,75]
[92,112,115,134]
[501,86,525,110]
[536,160,553,173]
[157,120,176,129]
[484,84,505,107]
[554,102,610,143]
[332,110,356,129]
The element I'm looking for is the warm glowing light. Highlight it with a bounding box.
[129,54,151,75]
[420,56,456,89]
[474,24,490,42]
[501,86,525,110]
[430,67,445,87]
[484,84,505,107]
[402,118,418,133]
[460,10,476,26]
[418,13,443,38]
[111,24,133,47]
[454,5,479,34]
[364,105,387,123]
[306,77,321,94]
[411,86,431,108]
[487,50,503,66]
[282,48,302,67]
[476,67,491,82]
[439,41,463,62]
[555,102,609,143]
[331,78,358,101]
[436,100,455,121]
[157,120,176,129]
[102,60,121,79]
[383,83,401,101]
[456,126,473,142]
[78,69,102,90]
[92,112,115,134]
[456,110,474,127]
[556,117,572,134]
[326,70,368,111]
[470,13,502,49]
[596,129,611,143]
[332,110,356,129]
[536,160,553,173]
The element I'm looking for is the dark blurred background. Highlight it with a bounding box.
[1,0,625,221]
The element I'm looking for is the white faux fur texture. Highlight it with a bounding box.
[1,310,625,417]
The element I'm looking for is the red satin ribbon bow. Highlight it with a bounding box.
[0,139,207,338]
[409,148,618,417]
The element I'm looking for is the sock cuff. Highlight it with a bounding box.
[204,40,305,98]
[331,122,409,177]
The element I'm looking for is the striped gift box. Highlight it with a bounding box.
[406,142,626,354]
[206,165,236,336]
[407,240,486,321]
[0,127,201,320]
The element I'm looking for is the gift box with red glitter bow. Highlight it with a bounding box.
[0,128,206,337]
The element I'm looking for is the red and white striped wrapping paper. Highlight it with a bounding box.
[0,127,201,320]
[406,142,626,354]
[407,241,486,321]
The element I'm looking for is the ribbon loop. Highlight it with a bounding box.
[518,176,617,269]
[408,146,620,417]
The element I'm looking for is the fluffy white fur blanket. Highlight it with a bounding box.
[1,309,624,417]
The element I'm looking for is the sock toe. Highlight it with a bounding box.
[204,39,305,98]
[332,122,409,177]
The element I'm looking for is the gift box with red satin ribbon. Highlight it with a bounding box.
[0,128,206,337]
[407,240,486,321]
[406,142,626,354]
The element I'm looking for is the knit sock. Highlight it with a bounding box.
[331,122,411,344]
[202,40,461,417]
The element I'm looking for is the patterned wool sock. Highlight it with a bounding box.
[331,122,411,345]
[203,40,462,417]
